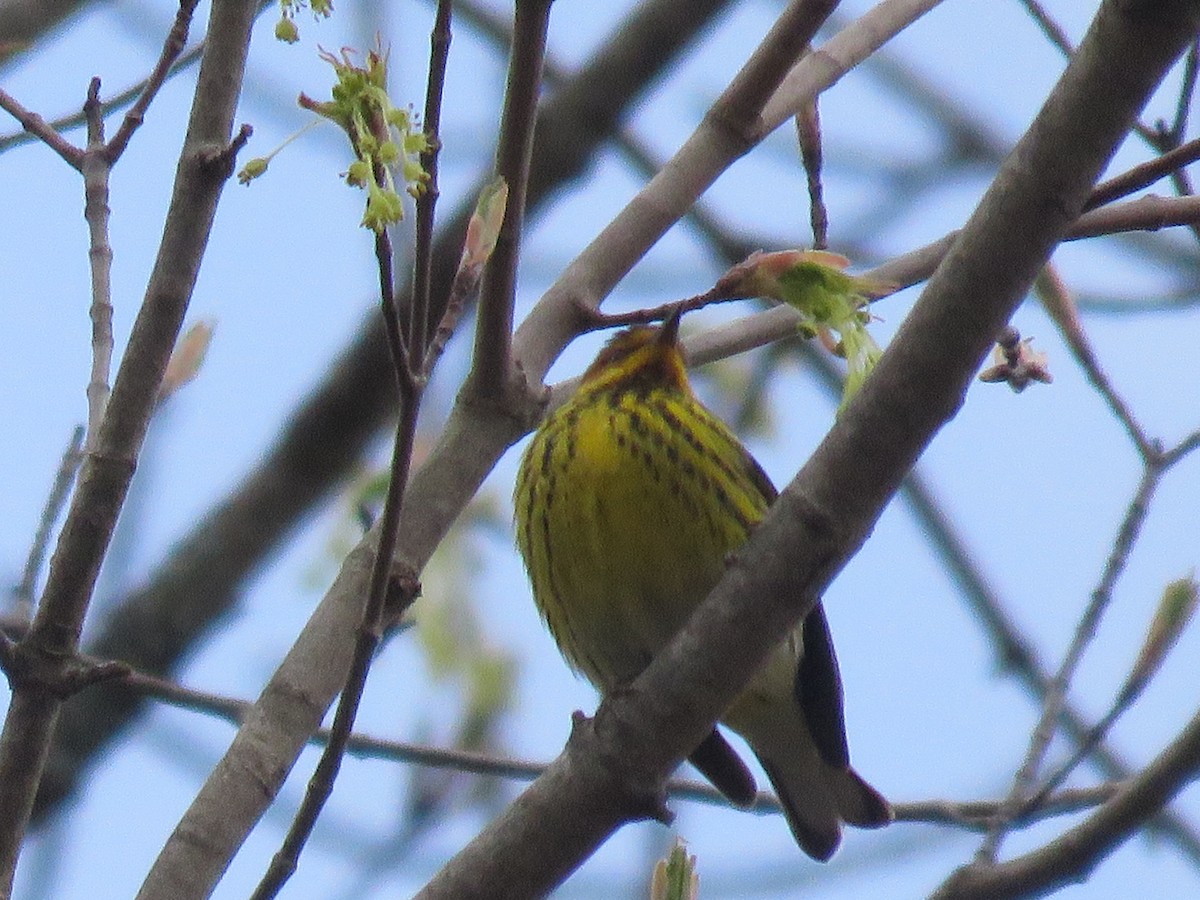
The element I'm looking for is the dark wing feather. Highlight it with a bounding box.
[688,729,758,807]
[741,444,778,506]
[795,602,851,769]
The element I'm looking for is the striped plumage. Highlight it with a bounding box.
[513,313,890,859]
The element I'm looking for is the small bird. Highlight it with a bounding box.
[513,310,891,859]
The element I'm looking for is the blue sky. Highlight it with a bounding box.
[3,1,1200,897]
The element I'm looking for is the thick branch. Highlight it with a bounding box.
[417,0,1200,895]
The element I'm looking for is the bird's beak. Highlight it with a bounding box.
[658,307,682,347]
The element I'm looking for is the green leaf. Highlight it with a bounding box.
[715,249,891,409]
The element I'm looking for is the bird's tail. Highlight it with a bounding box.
[746,713,891,860]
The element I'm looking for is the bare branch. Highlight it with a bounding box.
[934,705,1200,899]
[420,1,1200,894]
[12,427,84,614]
[408,0,453,362]
[82,78,114,442]
[0,87,82,167]
[105,0,200,161]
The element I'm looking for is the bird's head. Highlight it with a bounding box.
[580,309,690,395]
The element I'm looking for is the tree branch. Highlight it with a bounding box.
[416,0,1200,894]
[466,0,552,397]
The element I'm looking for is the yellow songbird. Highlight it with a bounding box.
[514,311,890,859]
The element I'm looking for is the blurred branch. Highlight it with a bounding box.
[981,415,1200,862]
[1018,0,1074,57]
[1035,267,1155,459]
[897,785,1122,830]
[758,0,945,136]
[0,40,205,152]
[11,427,84,615]
[0,87,82,164]
[454,0,761,264]
[979,465,1161,861]
[0,0,90,63]
[935,703,1200,899]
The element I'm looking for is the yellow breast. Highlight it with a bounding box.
[514,384,769,689]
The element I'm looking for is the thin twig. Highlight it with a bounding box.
[13,427,85,614]
[467,0,553,397]
[796,96,829,248]
[936,703,1200,899]
[0,0,272,156]
[1034,267,1156,460]
[0,46,205,155]
[116,667,1119,831]
[897,784,1122,830]
[424,249,492,375]
[1084,137,1200,210]
[409,0,453,362]
[82,78,115,444]
[1167,39,1198,146]
[251,223,421,899]
[1019,0,1075,57]
[0,88,82,168]
[1162,424,1200,466]
[1025,700,1138,817]
[105,0,200,161]
[978,463,1163,862]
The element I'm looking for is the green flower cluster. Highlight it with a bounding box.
[274,0,333,44]
[300,47,430,231]
[718,249,892,409]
